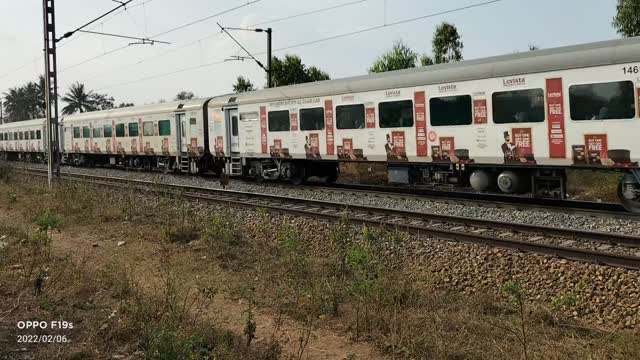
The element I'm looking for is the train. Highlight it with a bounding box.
[1,37,640,213]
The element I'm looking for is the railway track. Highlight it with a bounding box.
[280,181,634,220]
[18,168,640,270]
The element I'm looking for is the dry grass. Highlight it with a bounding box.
[0,174,639,359]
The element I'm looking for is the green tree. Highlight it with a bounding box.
[92,93,115,111]
[2,75,47,122]
[306,66,331,82]
[431,22,463,64]
[118,102,135,108]
[61,82,98,115]
[270,55,330,87]
[613,0,640,37]
[174,91,195,100]
[232,76,255,93]
[420,54,434,66]
[369,40,418,73]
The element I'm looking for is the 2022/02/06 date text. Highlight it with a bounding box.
[15,320,74,344]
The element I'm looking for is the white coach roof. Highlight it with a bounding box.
[63,98,208,123]
[0,118,45,130]
[211,36,640,107]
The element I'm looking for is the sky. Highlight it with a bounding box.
[0,0,622,106]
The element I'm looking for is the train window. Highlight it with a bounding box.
[19,132,23,140]
[73,127,80,138]
[232,116,239,136]
[24,132,29,140]
[30,131,35,139]
[128,123,138,137]
[569,81,636,121]
[13,132,17,140]
[300,107,325,131]
[158,120,171,136]
[104,125,112,138]
[116,124,125,137]
[93,128,101,138]
[336,104,365,129]
[36,130,41,140]
[430,95,473,126]
[492,89,545,124]
[82,126,90,138]
[268,110,290,132]
[143,121,154,136]
[379,100,414,128]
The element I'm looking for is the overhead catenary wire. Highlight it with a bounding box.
[218,23,268,72]
[77,30,170,45]
[0,0,156,83]
[80,0,374,83]
[56,0,262,76]
[94,0,505,91]
[57,0,135,43]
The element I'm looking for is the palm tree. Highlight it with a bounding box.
[62,82,97,115]
[232,76,255,93]
[2,87,29,122]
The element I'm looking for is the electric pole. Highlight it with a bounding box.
[40,0,165,188]
[266,28,272,88]
[42,0,60,187]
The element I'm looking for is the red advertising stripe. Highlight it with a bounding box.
[260,106,268,154]
[585,134,608,161]
[414,91,427,156]
[290,112,298,131]
[325,100,335,155]
[512,128,533,158]
[473,99,488,124]
[546,78,566,158]
[365,108,375,128]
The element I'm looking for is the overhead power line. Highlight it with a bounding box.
[0,0,155,83]
[80,0,373,83]
[77,30,170,45]
[55,0,262,76]
[57,0,135,43]
[94,0,505,91]
[268,0,504,53]
[151,0,262,38]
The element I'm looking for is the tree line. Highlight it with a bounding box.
[3,0,638,122]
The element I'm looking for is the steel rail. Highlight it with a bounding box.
[19,168,640,270]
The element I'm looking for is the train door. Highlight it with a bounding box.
[226,108,240,154]
[175,113,187,154]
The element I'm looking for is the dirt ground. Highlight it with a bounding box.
[1,171,639,359]
[0,199,382,359]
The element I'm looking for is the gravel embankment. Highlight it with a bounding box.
[19,163,640,237]
[149,194,640,331]
[13,164,640,331]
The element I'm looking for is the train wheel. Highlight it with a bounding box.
[618,174,640,214]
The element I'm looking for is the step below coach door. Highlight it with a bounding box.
[226,108,240,154]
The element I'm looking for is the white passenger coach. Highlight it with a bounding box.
[1,37,640,212]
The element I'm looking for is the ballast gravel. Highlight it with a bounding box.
[23,163,640,237]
